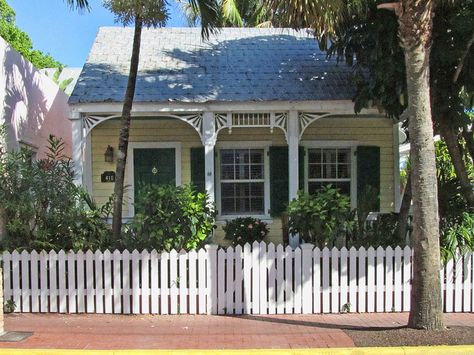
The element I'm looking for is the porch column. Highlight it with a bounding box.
[288,110,300,248]
[202,112,216,203]
[70,111,84,186]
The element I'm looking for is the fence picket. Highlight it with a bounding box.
[11,251,20,312]
[340,247,348,312]
[30,250,39,312]
[358,247,366,313]
[402,246,411,311]
[259,242,268,314]
[313,248,321,313]
[385,247,394,313]
[40,250,49,312]
[267,243,276,314]
[331,247,339,313]
[294,247,302,314]
[445,257,454,313]
[464,252,472,312]
[112,250,122,314]
[226,247,234,314]
[85,250,94,313]
[141,250,150,314]
[150,250,159,314]
[131,250,140,314]
[49,250,58,312]
[3,252,12,304]
[188,250,197,314]
[252,241,261,314]
[454,253,463,312]
[21,250,31,312]
[169,249,178,314]
[179,249,188,314]
[217,248,226,314]
[57,250,66,313]
[284,245,293,314]
[366,247,375,313]
[103,250,112,314]
[234,245,243,315]
[160,251,169,315]
[376,246,384,312]
[95,250,104,314]
[301,244,313,314]
[122,250,131,314]
[348,247,357,312]
[276,244,284,314]
[322,248,330,313]
[393,247,402,312]
[197,248,206,314]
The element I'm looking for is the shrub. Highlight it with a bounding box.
[0,134,111,251]
[123,184,216,251]
[441,212,474,262]
[223,217,269,246]
[288,186,352,247]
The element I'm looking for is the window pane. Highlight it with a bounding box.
[338,164,350,178]
[308,181,350,197]
[308,164,322,179]
[221,165,234,179]
[250,182,264,197]
[235,183,250,197]
[222,198,235,214]
[221,150,234,164]
[250,150,263,163]
[250,198,264,213]
[323,149,337,163]
[236,198,250,212]
[235,164,249,179]
[323,163,337,178]
[221,183,235,198]
[235,149,250,164]
[250,164,264,179]
[308,149,321,164]
[338,149,350,164]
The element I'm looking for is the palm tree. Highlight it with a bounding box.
[64,0,90,10]
[266,0,443,329]
[105,0,220,240]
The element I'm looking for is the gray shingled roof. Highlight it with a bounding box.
[69,27,355,104]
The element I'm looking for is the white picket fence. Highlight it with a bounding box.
[1,243,473,314]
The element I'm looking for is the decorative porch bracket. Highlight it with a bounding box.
[298,112,332,139]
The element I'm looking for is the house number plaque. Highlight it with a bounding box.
[101,171,116,183]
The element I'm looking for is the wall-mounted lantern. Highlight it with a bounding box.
[104,145,114,163]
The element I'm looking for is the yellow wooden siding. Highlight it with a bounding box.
[301,116,395,212]
[90,116,395,245]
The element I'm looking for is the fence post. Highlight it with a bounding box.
[206,244,218,315]
[301,243,313,314]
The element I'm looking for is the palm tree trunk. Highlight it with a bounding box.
[398,170,412,243]
[399,0,443,330]
[439,119,474,209]
[111,16,143,240]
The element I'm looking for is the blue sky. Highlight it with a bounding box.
[8,0,188,67]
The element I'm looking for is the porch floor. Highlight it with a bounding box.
[0,313,473,350]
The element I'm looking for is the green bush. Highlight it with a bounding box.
[0,134,111,251]
[441,212,474,262]
[223,217,269,246]
[123,184,216,251]
[288,186,352,247]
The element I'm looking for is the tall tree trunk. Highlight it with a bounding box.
[112,17,143,240]
[399,0,444,330]
[398,170,412,243]
[462,125,474,164]
[439,119,474,209]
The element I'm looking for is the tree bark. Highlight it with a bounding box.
[111,16,143,240]
[398,170,412,244]
[439,119,474,209]
[399,0,444,330]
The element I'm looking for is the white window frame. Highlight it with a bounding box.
[301,141,358,210]
[216,141,271,221]
[126,141,182,217]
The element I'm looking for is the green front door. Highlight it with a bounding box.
[133,148,176,201]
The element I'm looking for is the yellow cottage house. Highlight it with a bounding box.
[69,27,401,247]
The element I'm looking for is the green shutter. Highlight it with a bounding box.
[299,146,305,190]
[269,146,289,216]
[190,147,205,193]
[357,146,381,211]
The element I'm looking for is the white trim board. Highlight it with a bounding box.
[126,141,182,218]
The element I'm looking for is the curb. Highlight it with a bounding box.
[0,346,473,355]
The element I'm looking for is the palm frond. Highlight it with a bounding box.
[222,0,243,26]
[64,0,90,11]
[188,0,220,39]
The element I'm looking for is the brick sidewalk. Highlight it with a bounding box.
[0,313,472,350]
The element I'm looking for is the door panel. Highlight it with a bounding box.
[133,148,176,201]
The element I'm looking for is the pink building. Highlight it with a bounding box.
[0,37,71,158]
